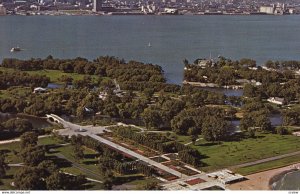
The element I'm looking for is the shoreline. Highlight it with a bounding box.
[268,169,298,190]
[2,13,300,17]
[228,162,300,190]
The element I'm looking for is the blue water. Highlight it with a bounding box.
[1,15,300,84]
[273,170,300,190]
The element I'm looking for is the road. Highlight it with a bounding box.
[50,114,187,178]
[0,135,51,145]
[55,153,103,181]
[229,150,300,169]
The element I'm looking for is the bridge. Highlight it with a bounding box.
[46,114,64,124]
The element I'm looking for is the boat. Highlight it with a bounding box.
[148,42,151,47]
[10,46,21,52]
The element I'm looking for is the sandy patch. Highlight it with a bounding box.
[228,163,300,190]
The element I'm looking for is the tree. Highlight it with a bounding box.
[202,116,229,142]
[20,131,38,148]
[14,167,45,190]
[3,118,33,134]
[171,115,195,135]
[141,108,163,129]
[255,113,272,132]
[276,126,288,135]
[45,171,64,190]
[190,134,198,145]
[99,165,115,190]
[243,84,256,98]
[38,160,58,177]
[0,153,8,178]
[73,145,84,160]
[283,108,300,126]
[140,181,162,190]
[19,145,45,166]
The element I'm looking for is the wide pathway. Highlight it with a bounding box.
[230,150,300,169]
[88,134,188,178]
[50,114,187,178]
[0,135,51,145]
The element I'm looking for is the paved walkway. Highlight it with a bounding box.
[229,150,300,169]
[88,134,188,178]
[50,114,187,178]
[0,135,51,145]
[184,138,202,146]
[55,153,103,181]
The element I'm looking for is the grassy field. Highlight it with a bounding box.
[0,67,100,83]
[189,133,300,172]
[0,135,154,190]
[0,167,19,190]
[235,154,300,175]
[0,166,103,190]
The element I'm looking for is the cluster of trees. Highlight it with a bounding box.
[0,118,33,140]
[113,126,203,167]
[265,60,300,70]
[1,56,169,91]
[178,148,202,167]
[282,107,300,126]
[184,58,295,88]
[0,71,49,89]
[240,101,272,137]
[140,88,226,131]
[0,153,8,183]
[170,107,230,142]
[184,58,300,104]
[70,135,159,189]
[15,165,87,190]
[114,126,181,153]
[243,78,300,104]
[13,132,87,190]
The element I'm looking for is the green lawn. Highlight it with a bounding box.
[0,142,23,164]
[0,67,100,83]
[0,167,19,190]
[235,154,300,175]
[190,133,300,172]
[0,87,32,99]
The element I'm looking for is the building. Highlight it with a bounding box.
[207,169,245,185]
[162,8,178,14]
[267,97,285,105]
[0,5,6,15]
[92,0,102,12]
[33,87,47,93]
[259,5,274,14]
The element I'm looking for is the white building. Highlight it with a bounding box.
[33,87,47,93]
[267,97,285,105]
[0,5,7,16]
[259,6,274,14]
[164,8,178,14]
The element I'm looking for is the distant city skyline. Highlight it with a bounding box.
[1,0,300,15]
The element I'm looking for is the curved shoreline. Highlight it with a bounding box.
[268,169,298,190]
[228,163,300,190]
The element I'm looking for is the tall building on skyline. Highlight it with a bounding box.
[93,0,102,12]
[0,5,6,15]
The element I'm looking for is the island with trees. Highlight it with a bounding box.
[1,56,300,190]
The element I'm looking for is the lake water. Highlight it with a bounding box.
[1,15,300,84]
[272,170,300,190]
[230,114,283,133]
[0,112,51,129]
